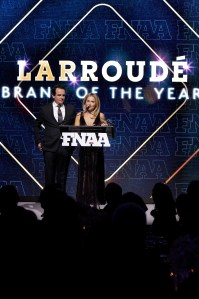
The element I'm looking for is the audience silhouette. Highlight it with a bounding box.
[1,179,199,297]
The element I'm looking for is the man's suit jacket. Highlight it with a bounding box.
[34,102,76,152]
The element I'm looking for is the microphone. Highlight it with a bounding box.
[86,105,90,111]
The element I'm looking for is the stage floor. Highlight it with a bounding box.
[19,202,155,224]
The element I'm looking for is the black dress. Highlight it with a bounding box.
[76,112,105,207]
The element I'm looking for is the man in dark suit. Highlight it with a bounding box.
[34,84,76,192]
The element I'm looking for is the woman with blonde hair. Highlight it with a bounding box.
[75,93,107,208]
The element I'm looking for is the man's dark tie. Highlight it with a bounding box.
[57,105,63,123]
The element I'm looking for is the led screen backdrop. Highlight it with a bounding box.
[0,0,198,202]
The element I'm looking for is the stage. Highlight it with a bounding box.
[19,201,156,224]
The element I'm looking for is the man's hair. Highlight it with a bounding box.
[52,84,66,96]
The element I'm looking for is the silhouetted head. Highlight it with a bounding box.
[122,192,148,212]
[152,182,176,211]
[105,182,122,204]
[187,180,199,199]
[0,185,20,212]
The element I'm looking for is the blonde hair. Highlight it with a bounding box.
[82,93,100,116]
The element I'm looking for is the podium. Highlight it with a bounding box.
[59,125,115,147]
[59,125,115,137]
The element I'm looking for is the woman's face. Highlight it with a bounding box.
[85,96,96,112]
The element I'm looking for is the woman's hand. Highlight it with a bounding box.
[101,121,108,126]
[38,143,43,151]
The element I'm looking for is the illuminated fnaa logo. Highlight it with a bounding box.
[61,132,111,147]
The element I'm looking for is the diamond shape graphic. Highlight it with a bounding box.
[6,2,191,191]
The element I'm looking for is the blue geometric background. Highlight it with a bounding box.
[0,0,198,202]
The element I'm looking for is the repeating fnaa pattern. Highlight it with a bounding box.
[0,0,198,201]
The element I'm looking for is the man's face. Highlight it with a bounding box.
[52,88,66,105]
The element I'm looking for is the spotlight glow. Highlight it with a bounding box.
[69,74,81,86]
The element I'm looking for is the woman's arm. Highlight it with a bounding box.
[100,112,108,126]
[74,112,81,125]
